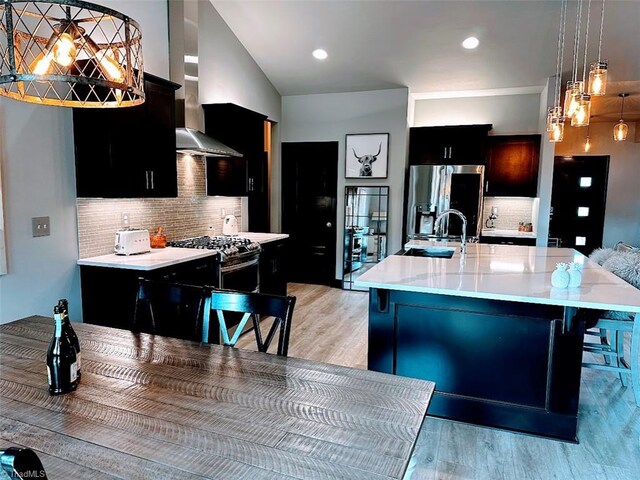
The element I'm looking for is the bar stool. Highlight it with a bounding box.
[134,278,210,342]
[583,242,640,406]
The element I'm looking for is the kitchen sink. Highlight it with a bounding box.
[399,247,456,259]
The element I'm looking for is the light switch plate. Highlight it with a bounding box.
[32,216,50,237]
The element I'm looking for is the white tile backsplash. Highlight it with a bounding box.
[77,155,243,258]
[482,197,538,232]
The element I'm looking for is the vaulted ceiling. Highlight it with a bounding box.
[211,0,640,99]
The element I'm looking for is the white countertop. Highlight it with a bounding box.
[77,247,219,271]
[355,243,640,313]
[77,232,289,270]
[237,232,289,244]
[481,229,537,238]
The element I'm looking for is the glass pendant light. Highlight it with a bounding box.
[588,0,608,96]
[588,61,608,96]
[549,117,565,143]
[548,0,568,143]
[613,93,629,142]
[584,126,591,152]
[571,93,591,126]
[546,106,563,132]
[564,81,584,119]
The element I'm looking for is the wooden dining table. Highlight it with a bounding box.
[0,316,434,479]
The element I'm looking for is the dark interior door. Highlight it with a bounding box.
[282,142,338,285]
[550,156,609,255]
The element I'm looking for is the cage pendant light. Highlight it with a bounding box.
[588,0,607,96]
[0,0,144,108]
[613,93,629,142]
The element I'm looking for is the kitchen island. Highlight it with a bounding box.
[355,243,640,442]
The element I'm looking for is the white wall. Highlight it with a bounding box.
[197,2,282,231]
[282,88,409,280]
[0,0,169,324]
[413,94,541,134]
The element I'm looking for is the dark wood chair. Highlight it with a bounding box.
[133,278,211,342]
[583,242,640,406]
[204,288,296,357]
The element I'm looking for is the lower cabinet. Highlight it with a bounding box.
[259,239,288,296]
[80,256,219,339]
[480,235,536,246]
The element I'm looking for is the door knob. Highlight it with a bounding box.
[326,222,332,228]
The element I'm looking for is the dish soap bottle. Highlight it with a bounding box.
[567,262,583,288]
[47,305,79,395]
[551,262,570,288]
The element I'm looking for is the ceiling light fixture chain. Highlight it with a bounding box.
[597,0,606,61]
[581,0,592,84]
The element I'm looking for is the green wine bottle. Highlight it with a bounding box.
[47,305,79,395]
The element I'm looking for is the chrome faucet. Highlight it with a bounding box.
[434,209,467,254]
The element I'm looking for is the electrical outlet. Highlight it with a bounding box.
[121,212,130,229]
[32,216,50,237]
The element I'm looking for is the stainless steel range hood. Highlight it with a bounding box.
[176,127,243,157]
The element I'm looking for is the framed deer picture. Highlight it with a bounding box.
[345,133,389,179]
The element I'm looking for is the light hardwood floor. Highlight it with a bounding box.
[237,283,640,480]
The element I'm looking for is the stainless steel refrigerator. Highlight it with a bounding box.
[405,165,484,241]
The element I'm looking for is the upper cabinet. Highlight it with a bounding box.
[409,124,492,165]
[485,135,541,197]
[203,103,270,232]
[73,73,180,198]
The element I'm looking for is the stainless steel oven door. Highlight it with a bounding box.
[219,257,260,293]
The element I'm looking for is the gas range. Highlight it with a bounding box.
[167,236,261,262]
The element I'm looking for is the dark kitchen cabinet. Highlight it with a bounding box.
[203,103,270,232]
[259,239,288,296]
[479,235,536,246]
[409,124,492,165]
[206,157,248,196]
[485,135,541,197]
[73,73,181,198]
[80,255,219,338]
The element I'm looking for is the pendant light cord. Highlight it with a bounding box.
[597,0,606,61]
[620,96,625,121]
[571,0,583,84]
[582,0,592,83]
[554,0,568,105]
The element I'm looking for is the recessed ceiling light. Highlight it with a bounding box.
[462,37,479,49]
[312,49,328,60]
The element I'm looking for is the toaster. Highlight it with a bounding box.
[114,229,151,255]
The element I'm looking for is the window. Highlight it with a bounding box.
[579,177,592,187]
[577,207,590,217]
